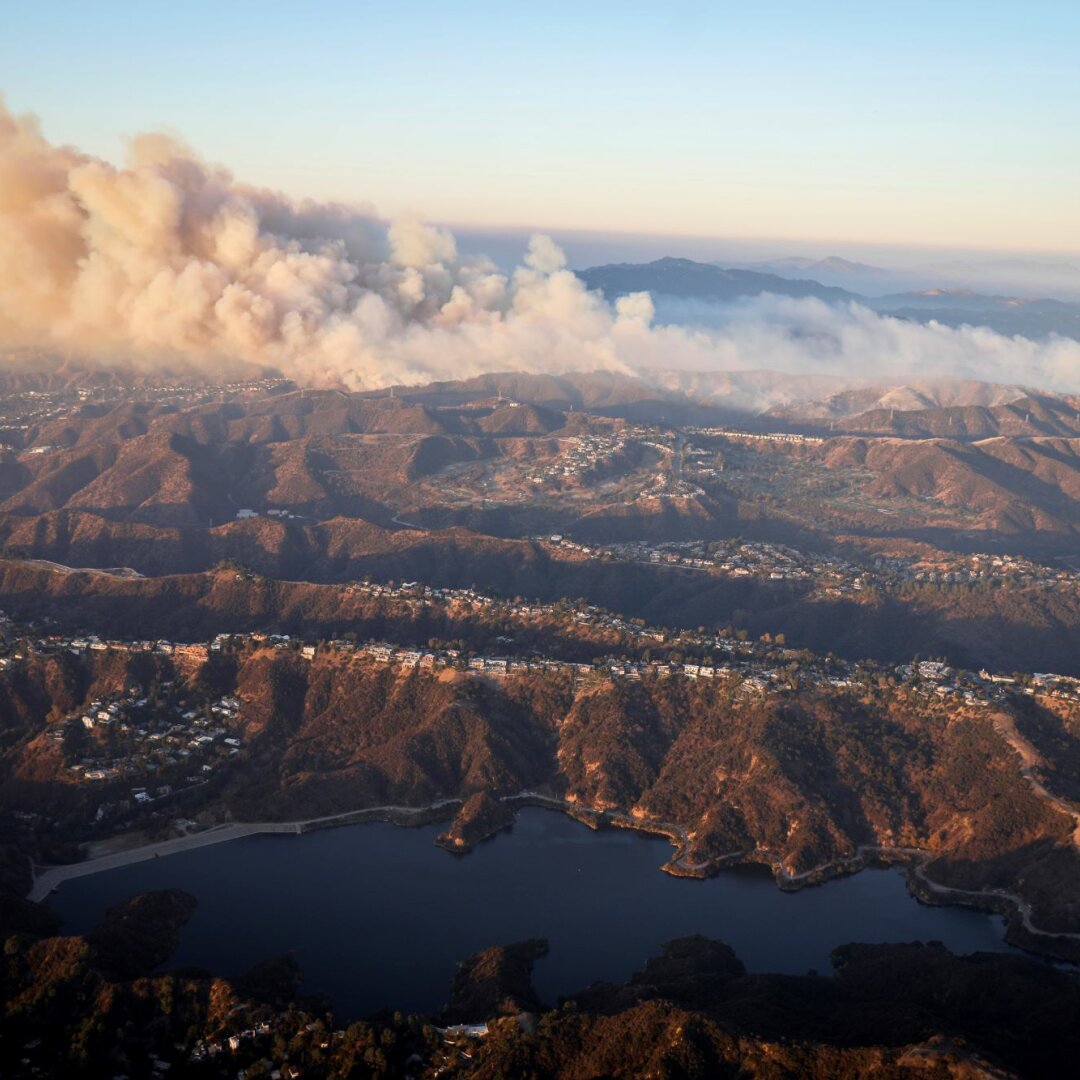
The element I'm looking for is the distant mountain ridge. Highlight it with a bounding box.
[733,254,894,282]
[577,256,1080,341]
[725,254,1080,300]
[578,256,860,305]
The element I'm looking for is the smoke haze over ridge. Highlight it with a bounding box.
[2,98,1079,394]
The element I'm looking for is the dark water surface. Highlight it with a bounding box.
[50,808,1020,1018]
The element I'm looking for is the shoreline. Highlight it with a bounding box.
[27,794,1080,962]
[504,794,1080,959]
[27,799,463,903]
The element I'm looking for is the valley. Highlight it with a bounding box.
[5,368,1080,1079]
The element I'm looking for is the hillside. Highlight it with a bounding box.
[9,381,1080,561]
[4,636,1080,961]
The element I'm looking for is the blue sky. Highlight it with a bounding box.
[3,1,1078,252]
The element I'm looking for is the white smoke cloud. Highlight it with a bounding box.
[639,294,1080,392]
[1,98,1079,394]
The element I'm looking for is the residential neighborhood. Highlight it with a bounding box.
[539,534,1080,594]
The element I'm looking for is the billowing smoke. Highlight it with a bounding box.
[2,99,1079,393]
[0,100,650,387]
[638,295,1080,392]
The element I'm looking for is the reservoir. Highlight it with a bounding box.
[50,807,1022,1018]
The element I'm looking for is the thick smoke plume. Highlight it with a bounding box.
[2,99,1079,393]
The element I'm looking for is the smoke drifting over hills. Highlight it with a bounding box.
[2,99,1079,393]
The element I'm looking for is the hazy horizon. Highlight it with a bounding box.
[2,2,1079,392]
[449,223,1080,276]
[3,95,1080,395]
[3,1,1077,253]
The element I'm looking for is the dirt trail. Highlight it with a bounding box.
[991,711,1080,847]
